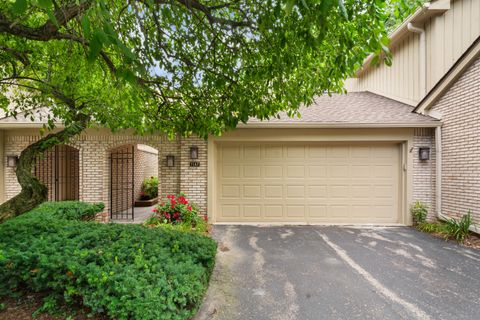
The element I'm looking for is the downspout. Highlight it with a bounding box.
[435,126,443,220]
[407,23,427,97]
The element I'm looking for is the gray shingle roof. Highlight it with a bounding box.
[0,92,439,127]
[247,91,439,125]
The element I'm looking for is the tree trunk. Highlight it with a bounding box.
[0,115,89,223]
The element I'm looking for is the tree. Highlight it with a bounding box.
[0,0,406,222]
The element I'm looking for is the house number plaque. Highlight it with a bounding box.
[189,161,200,167]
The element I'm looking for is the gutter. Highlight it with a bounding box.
[237,122,441,129]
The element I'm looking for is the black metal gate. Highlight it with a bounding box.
[34,145,80,201]
[110,145,135,220]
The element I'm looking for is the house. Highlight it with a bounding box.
[0,0,478,227]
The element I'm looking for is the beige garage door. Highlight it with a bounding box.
[216,142,401,224]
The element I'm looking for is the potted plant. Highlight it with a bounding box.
[135,176,159,206]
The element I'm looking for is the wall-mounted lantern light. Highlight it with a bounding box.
[419,147,430,161]
[166,155,175,167]
[190,146,198,160]
[6,155,18,167]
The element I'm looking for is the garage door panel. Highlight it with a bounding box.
[216,143,400,224]
[374,165,395,178]
[351,165,371,177]
[244,165,261,178]
[351,146,371,158]
[308,146,326,158]
[286,185,305,199]
[308,205,327,218]
[287,165,305,178]
[221,185,240,199]
[329,165,349,178]
[265,185,283,198]
[330,205,350,218]
[308,185,327,198]
[244,146,261,159]
[287,146,305,158]
[220,204,240,218]
[244,185,261,198]
[222,165,240,178]
[244,205,262,218]
[265,165,283,178]
[265,205,283,217]
[286,205,305,217]
[308,165,327,178]
[350,185,371,198]
[222,146,241,159]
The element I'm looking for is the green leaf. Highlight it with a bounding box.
[11,0,28,15]
[81,16,91,38]
[87,33,103,62]
[37,0,52,9]
[46,8,59,27]
[284,0,295,16]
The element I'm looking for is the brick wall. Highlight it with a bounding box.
[180,136,208,214]
[429,57,480,223]
[412,128,436,220]
[2,129,208,221]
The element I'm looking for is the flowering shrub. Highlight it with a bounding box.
[139,176,158,200]
[146,194,208,234]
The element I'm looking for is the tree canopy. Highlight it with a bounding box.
[0,0,416,220]
[0,0,410,138]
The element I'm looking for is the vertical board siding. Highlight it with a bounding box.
[348,0,480,105]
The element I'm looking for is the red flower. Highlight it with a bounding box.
[152,208,158,213]
[187,205,192,211]
[177,196,188,205]
[165,213,171,219]
[173,213,180,220]
[203,215,208,222]
[171,205,175,209]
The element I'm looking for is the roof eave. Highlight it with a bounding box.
[238,122,441,129]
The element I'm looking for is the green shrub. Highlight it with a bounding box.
[145,194,208,235]
[30,201,105,221]
[444,212,472,243]
[140,176,158,200]
[417,222,444,233]
[410,201,428,225]
[0,201,217,320]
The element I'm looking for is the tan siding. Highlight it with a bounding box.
[348,0,480,105]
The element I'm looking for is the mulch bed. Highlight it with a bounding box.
[421,229,480,249]
[0,294,107,320]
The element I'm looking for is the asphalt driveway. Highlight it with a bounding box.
[195,226,480,320]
